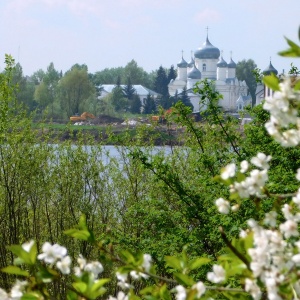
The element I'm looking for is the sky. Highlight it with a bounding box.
[0,0,299,77]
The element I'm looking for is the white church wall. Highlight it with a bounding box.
[195,58,218,79]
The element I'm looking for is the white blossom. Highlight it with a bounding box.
[38,242,67,264]
[279,219,299,238]
[240,160,249,173]
[10,280,27,300]
[0,288,9,300]
[142,254,152,272]
[220,163,236,180]
[231,204,240,212]
[84,261,104,278]
[108,291,128,300]
[116,272,132,289]
[292,188,300,206]
[56,255,72,274]
[192,281,206,298]
[264,211,277,227]
[215,198,230,214]
[292,254,300,264]
[250,152,271,170]
[207,265,226,283]
[245,278,261,300]
[22,240,34,253]
[239,230,248,238]
[175,285,186,300]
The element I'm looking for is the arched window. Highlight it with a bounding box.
[202,64,206,71]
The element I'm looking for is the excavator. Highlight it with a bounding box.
[70,112,96,122]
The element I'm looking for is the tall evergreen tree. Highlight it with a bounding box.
[167,65,177,84]
[143,94,157,114]
[159,95,173,110]
[110,85,128,112]
[236,59,257,107]
[122,77,136,100]
[116,75,121,87]
[153,66,169,98]
[129,94,142,114]
[178,86,193,110]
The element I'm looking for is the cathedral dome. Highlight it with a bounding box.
[177,57,188,68]
[263,61,278,75]
[188,56,195,68]
[228,58,236,68]
[194,37,220,59]
[217,56,227,68]
[187,65,201,79]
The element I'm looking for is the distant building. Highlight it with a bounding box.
[99,84,160,103]
[255,60,279,106]
[168,34,249,112]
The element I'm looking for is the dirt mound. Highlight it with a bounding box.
[94,114,124,124]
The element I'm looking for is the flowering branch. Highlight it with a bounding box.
[219,227,250,270]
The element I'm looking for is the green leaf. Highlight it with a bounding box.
[236,172,246,183]
[165,256,184,271]
[28,242,37,265]
[66,290,78,300]
[173,273,195,286]
[6,245,35,265]
[294,79,300,91]
[64,215,95,243]
[263,74,280,91]
[159,283,172,300]
[64,228,91,241]
[222,291,248,300]
[1,266,29,277]
[36,266,58,283]
[189,257,211,270]
[91,278,110,292]
[78,214,88,230]
[73,282,87,294]
[120,250,136,264]
[279,37,300,57]
[21,293,41,300]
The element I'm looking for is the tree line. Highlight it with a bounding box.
[5,57,259,122]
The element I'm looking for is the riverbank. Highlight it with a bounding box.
[34,123,185,146]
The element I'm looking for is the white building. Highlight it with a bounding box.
[168,35,250,112]
[99,84,160,103]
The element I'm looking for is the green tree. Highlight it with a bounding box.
[109,85,128,112]
[123,59,152,86]
[178,86,193,109]
[59,66,94,116]
[34,63,61,118]
[167,65,177,84]
[143,94,157,114]
[122,77,136,100]
[92,67,125,85]
[236,59,258,107]
[31,69,45,85]
[153,66,169,97]
[129,94,142,114]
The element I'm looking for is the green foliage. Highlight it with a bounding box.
[110,85,129,112]
[1,26,300,299]
[278,27,300,57]
[263,73,280,91]
[236,59,258,107]
[143,94,157,114]
[59,66,95,116]
[178,86,193,110]
[153,66,169,98]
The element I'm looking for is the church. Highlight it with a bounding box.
[168,34,250,112]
